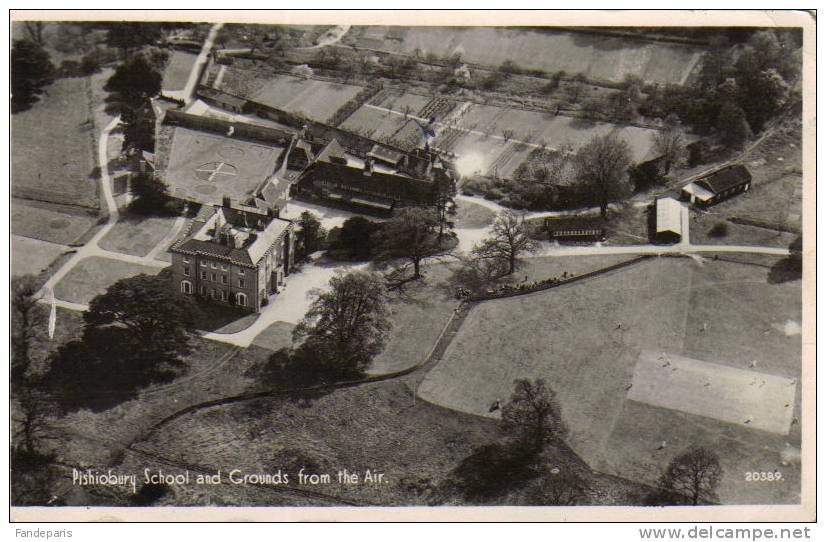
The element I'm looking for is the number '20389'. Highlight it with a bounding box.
[745,471,783,482]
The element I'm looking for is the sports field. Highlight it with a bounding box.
[417,256,802,503]
[163,127,284,205]
[352,27,703,85]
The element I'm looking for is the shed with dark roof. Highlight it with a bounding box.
[682,164,752,206]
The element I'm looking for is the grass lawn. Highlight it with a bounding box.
[12,235,69,278]
[418,256,801,504]
[162,51,198,92]
[452,199,496,229]
[11,198,100,245]
[367,263,460,375]
[251,321,295,351]
[690,211,798,249]
[98,213,180,257]
[12,76,99,209]
[53,257,165,305]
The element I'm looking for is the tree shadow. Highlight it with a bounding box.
[442,442,542,504]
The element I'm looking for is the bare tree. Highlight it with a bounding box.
[24,22,46,45]
[658,446,723,505]
[526,469,591,505]
[502,129,515,142]
[654,114,686,175]
[501,378,567,454]
[473,211,538,275]
[574,133,633,218]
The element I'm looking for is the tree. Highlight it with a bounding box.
[84,273,197,351]
[574,133,633,218]
[433,171,457,240]
[653,114,686,175]
[11,39,55,112]
[292,271,392,377]
[374,208,446,279]
[47,274,199,412]
[296,211,326,260]
[23,22,46,45]
[716,102,751,149]
[567,73,587,104]
[104,54,162,109]
[472,211,538,276]
[658,446,723,505]
[501,378,567,455]
[331,216,383,261]
[105,22,162,58]
[121,101,157,154]
[526,469,591,505]
[128,171,176,216]
[11,276,51,455]
[738,68,789,132]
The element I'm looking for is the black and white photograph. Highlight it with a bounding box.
[8,9,815,523]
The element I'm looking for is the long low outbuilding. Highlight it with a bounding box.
[682,164,752,206]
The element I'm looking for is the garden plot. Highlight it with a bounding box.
[351,26,703,85]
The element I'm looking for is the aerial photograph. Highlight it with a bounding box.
[10,11,810,518]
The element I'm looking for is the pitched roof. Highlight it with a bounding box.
[368,144,405,165]
[299,160,437,203]
[655,197,683,235]
[696,164,752,195]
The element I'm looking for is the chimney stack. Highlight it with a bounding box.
[222,195,232,209]
[364,157,374,176]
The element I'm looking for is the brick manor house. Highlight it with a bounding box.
[171,197,295,312]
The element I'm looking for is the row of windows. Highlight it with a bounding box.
[180,280,247,306]
[182,267,246,288]
[181,257,245,275]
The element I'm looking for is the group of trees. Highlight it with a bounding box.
[11,38,55,112]
[641,29,800,149]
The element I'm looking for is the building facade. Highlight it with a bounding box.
[170,199,295,312]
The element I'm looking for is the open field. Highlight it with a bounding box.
[163,126,284,205]
[53,257,166,305]
[11,76,99,208]
[12,198,100,245]
[162,51,198,92]
[349,27,703,85]
[99,213,180,257]
[11,235,69,278]
[219,67,364,123]
[418,256,801,503]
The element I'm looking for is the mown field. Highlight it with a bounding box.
[162,51,198,92]
[418,255,802,504]
[11,76,99,209]
[99,213,180,258]
[349,27,703,85]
